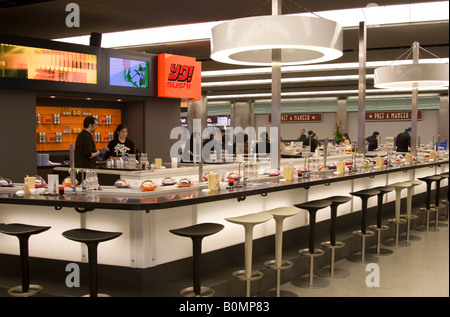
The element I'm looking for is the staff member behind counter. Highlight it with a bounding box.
[75,116,107,168]
[106,124,136,159]
[396,127,411,153]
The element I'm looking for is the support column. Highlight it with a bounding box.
[357,21,367,154]
[439,94,449,144]
[337,98,348,134]
[411,42,419,156]
[271,0,282,169]
[231,101,254,130]
[187,95,208,135]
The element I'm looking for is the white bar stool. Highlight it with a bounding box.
[225,212,273,297]
[399,180,423,244]
[383,182,411,248]
[261,207,299,297]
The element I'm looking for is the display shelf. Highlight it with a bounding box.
[36,106,121,152]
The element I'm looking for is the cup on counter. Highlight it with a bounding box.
[171,157,178,169]
[283,166,293,181]
[155,158,162,169]
[207,173,219,191]
[376,157,384,169]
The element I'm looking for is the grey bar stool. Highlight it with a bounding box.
[225,212,273,297]
[439,173,449,220]
[261,207,299,297]
[433,174,448,228]
[315,196,352,279]
[367,185,395,256]
[399,180,423,244]
[348,188,380,263]
[0,223,51,297]
[292,198,332,289]
[416,175,441,232]
[383,182,411,247]
[62,228,122,297]
[169,222,224,297]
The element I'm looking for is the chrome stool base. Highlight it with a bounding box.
[294,248,330,289]
[315,267,350,279]
[180,286,215,297]
[8,284,43,297]
[367,224,393,256]
[316,241,350,279]
[82,293,111,297]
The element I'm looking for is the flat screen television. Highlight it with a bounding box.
[101,49,157,97]
[109,57,148,88]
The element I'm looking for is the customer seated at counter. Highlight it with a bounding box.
[106,124,136,159]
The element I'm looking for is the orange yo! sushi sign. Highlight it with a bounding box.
[158,54,201,101]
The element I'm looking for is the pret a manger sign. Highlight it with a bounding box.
[158,54,201,101]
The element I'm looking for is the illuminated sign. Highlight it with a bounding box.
[157,53,201,101]
[0,43,97,84]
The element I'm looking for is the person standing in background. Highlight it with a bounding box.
[75,116,106,168]
[396,127,411,153]
[366,131,380,151]
[297,128,307,142]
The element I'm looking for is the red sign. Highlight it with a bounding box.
[366,110,422,121]
[268,113,322,123]
[157,54,201,101]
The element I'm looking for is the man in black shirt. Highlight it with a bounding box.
[396,127,411,153]
[75,116,100,168]
[297,128,307,142]
[303,130,318,153]
[366,131,379,151]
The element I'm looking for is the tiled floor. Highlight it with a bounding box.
[278,222,449,297]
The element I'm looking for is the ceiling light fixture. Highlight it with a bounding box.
[210,14,343,66]
[375,42,449,89]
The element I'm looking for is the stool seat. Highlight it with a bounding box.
[350,188,380,199]
[62,228,122,297]
[169,223,224,239]
[62,228,122,244]
[391,182,412,189]
[0,223,51,237]
[264,206,299,218]
[294,199,332,210]
[0,223,51,297]
[375,185,395,194]
[225,212,273,226]
[170,223,224,297]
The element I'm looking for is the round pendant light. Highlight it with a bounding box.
[374,63,449,89]
[210,15,343,66]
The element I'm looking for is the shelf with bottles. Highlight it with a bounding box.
[36,106,121,151]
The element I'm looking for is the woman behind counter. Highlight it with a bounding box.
[106,124,136,159]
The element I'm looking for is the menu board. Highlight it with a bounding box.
[0,43,97,84]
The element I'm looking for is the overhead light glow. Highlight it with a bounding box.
[54,2,449,48]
